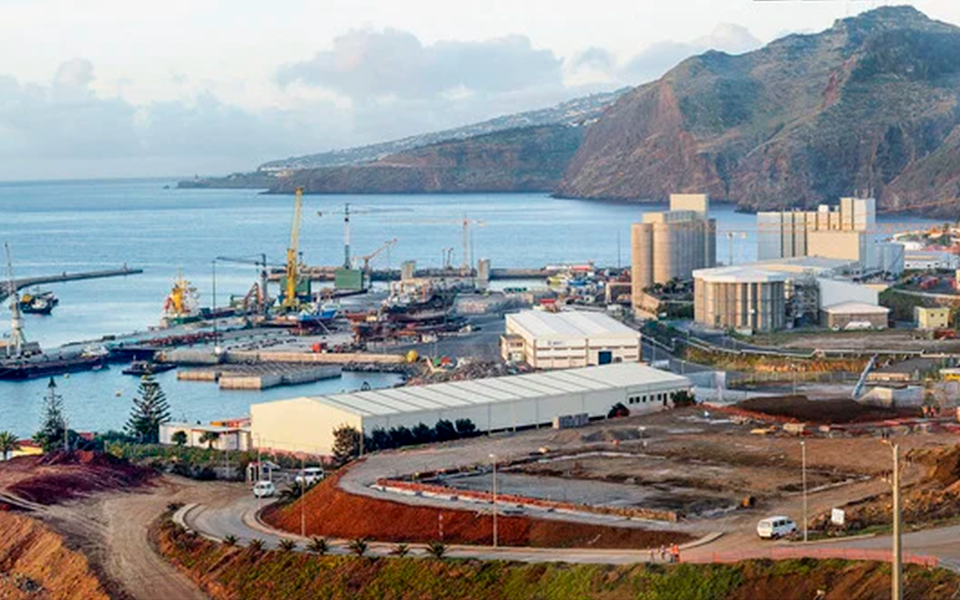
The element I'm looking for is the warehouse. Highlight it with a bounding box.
[820,302,890,330]
[250,363,692,455]
[500,310,641,369]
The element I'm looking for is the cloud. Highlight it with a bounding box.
[620,23,762,84]
[277,28,563,100]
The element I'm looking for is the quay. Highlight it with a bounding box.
[269,265,620,283]
[0,266,144,301]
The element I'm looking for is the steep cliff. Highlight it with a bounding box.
[556,6,960,217]
[269,125,583,194]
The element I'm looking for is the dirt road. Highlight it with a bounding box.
[39,476,247,600]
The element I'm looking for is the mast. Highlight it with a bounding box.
[3,243,25,358]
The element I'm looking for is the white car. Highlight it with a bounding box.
[756,516,797,539]
[295,467,325,487]
[252,480,277,498]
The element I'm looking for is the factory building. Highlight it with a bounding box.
[915,306,951,330]
[631,194,716,311]
[820,302,890,331]
[693,266,788,332]
[250,363,692,455]
[693,257,883,333]
[500,310,641,369]
[757,198,878,269]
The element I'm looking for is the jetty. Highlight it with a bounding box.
[0,266,143,301]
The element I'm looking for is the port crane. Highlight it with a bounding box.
[354,238,398,273]
[215,254,283,315]
[3,243,24,358]
[401,216,486,274]
[284,187,305,310]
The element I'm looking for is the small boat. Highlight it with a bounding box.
[19,290,59,315]
[122,361,176,376]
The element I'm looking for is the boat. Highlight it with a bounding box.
[161,272,202,327]
[19,290,59,315]
[122,361,176,376]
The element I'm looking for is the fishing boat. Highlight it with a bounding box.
[19,290,59,315]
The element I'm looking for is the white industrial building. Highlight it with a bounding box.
[251,363,692,455]
[500,310,641,369]
[159,422,252,451]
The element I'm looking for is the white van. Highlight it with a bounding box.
[252,480,277,498]
[756,516,797,539]
[295,467,325,487]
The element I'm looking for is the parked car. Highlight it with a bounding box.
[756,516,797,539]
[252,480,277,498]
[294,467,325,487]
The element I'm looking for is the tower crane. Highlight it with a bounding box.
[215,254,282,315]
[317,203,375,269]
[401,215,486,274]
[284,187,304,310]
[3,243,24,358]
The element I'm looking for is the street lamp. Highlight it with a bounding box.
[801,440,808,543]
[882,440,903,600]
[489,453,498,548]
[300,453,306,538]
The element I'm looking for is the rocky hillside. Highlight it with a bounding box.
[259,90,624,172]
[556,6,960,217]
[268,125,583,194]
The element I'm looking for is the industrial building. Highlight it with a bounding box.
[500,310,641,369]
[904,251,959,271]
[757,198,878,269]
[631,194,716,310]
[692,266,788,332]
[693,257,884,332]
[820,302,890,330]
[915,306,951,330]
[159,421,252,451]
[250,363,692,455]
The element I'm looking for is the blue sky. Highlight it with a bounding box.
[0,0,954,180]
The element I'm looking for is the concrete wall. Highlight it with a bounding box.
[251,397,362,454]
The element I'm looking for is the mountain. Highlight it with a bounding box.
[258,90,625,172]
[267,125,583,194]
[556,6,960,217]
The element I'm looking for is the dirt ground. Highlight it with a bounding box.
[734,396,917,424]
[749,328,960,352]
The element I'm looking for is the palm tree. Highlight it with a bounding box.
[247,539,265,553]
[426,541,447,560]
[171,431,188,447]
[348,537,369,557]
[390,543,409,557]
[278,539,297,552]
[307,537,329,555]
[0,432,20,461]
[222,535,238,546]
[198,430,220,450]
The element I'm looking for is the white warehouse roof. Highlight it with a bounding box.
[822,302,890,315]
[506,310,638,338]
[265,362,689,419]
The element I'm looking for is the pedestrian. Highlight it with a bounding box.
[649,548,656,562]
[659,545,667,562]
[671,543,681,564]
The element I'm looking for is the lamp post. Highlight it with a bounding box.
[489,453,498,548]
[891,442,902,600]
[300,453,306,538]
[801,440,808,543]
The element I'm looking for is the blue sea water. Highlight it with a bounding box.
[0,178,939,437]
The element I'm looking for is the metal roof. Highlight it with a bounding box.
[822,301,889,314]
[262,363,690,419]
[506,310,639,338]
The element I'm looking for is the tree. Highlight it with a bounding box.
[411,423,434,445]
[0,431,20,461]
[34,378,68,452]
[171,430,188,447]
[388,426,413,448]
[307,537,329,555]
[331,425,361,466]
[348,537,369,557]
[434,419,457,442]
[426,541,447,560]
[455,419,478,438]
[199,430,220,449]
[126,373,171,444]
[670,390,697,408]
[278,539,297,552]
[391,543,409,557]
[369,427,391,451]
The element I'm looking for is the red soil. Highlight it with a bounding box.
[0,451,155,505]
[263,470,692,549]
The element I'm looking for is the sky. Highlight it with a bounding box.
[1,0,959,180]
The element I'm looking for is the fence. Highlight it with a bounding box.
[686,547,939,569]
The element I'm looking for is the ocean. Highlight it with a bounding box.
[0,178,938,437]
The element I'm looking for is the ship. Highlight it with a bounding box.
[352,284,463,341]
[161,272,202,327]
[122,360,176,376]
[19,290,59,315]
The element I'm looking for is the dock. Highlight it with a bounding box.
[268,265,621,284]
[177,363,342,390]
[0,266,144,301]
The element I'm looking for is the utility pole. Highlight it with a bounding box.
[801,440,808,543]
[300,453,306,538]
[489,453,498,548]
[892,442,902,600]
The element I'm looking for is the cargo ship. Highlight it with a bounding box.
[161,273,202,327]
[0,346,109,381]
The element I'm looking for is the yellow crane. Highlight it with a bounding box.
[283,187,304,310]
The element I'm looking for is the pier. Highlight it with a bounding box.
[0,266,144,301]
[268,265,623,283]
